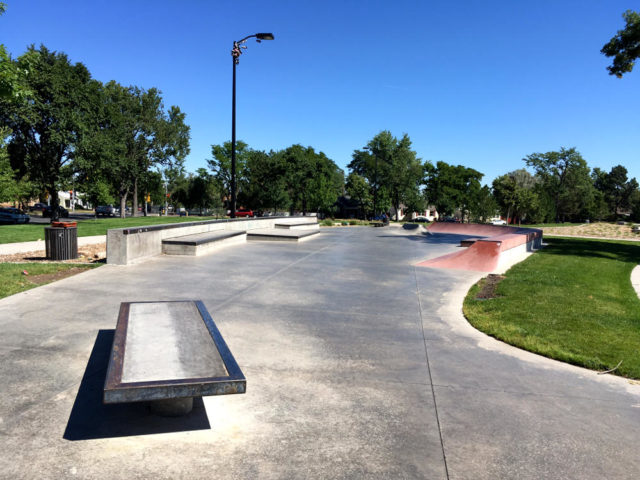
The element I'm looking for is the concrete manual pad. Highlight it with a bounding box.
[104,300,245,404]
[246,227,320,241]
[0,226,638,479]
[122,302,227,382]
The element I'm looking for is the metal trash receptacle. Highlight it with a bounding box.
[45,222,78,260]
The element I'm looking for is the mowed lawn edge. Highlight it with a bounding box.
[463,237,640,379]
[0,216,221,244]
[0,263,100,299]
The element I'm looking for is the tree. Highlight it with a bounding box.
[345,173,372,218]
[280,144,343,215]
[0,46,100,221]
[349,131,422,219]
[187,168,220,214]
[472,185,497,223]
[601,10,640,77]
[524,147,592,223]
[208,140,250,210]
[241,149,290,213]
[492,169,540,224]
[306,151,344,215]
[630,189,640,222]
[78,82,190,218]
[592,165,638,218]
[423,161,484,220]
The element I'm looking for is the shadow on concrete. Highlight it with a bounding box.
[377,232,477,245]
[63,330,211,441]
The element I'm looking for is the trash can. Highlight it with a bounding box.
[45,222,78,260]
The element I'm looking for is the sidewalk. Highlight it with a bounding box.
[0,235,106,255]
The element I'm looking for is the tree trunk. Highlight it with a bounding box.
[120,190,128,219]
[132,177,139,217]
[50,184,59,223]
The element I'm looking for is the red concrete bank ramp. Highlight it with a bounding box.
[417,223,542,272]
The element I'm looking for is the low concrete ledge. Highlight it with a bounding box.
[162,231,246,256]
[247,228,320,242]
[107,216,318,265]
[274,222,320,230]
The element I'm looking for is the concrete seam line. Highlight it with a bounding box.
[213,231,355,312]
[413,266,450,480]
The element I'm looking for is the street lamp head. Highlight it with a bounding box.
[255,33,274,41]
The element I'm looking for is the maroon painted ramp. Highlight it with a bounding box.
[417,223,542,272]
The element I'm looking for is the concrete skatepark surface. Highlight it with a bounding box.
[0,225,639,479]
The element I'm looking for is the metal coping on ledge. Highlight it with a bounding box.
[103,300,246,403]
[161,230,245,246]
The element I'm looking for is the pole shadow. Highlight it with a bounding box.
[63,330,211,441]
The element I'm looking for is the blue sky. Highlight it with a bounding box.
[2,0,639,185]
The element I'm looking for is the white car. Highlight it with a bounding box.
[490,218,507,226]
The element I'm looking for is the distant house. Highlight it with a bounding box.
[395,206,439,222]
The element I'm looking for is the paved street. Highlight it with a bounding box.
[0,226,638,479]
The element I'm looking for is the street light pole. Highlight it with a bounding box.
[230,32,274,219]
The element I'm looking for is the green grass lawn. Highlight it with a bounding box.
[463,237,640,379]
[0,216,220,244]
[0,263,100,299]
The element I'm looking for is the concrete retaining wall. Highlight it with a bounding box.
[107,216,316,265]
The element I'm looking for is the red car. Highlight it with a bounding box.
[235,210,254,218]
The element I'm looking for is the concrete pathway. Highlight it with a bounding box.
[0,226,638,479]
[0,235,105,255]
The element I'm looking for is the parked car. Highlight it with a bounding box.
[235,210,254,218]
[412,216,431,223]
[29,202,47,212]
[96,205,117,217]
[0,207,30,224]
[42,205,69,218]
[490,218,507,226]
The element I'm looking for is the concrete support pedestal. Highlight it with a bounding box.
[150,397,194,416]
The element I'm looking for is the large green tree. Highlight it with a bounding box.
[345,172,372,218]
[207,140,250,210]
[423,161,484,221]
[601,10,640,77]
[280,144,343,215]
[592,165,638,217]
[186,168,221,214]
[0,45,100,221]
[349,131,422,219]
[78,82,190,217]
[524,147,592,223]
[241,149,290,213]
[492,169,539,224]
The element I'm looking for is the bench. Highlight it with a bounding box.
[104,300,245,416]
[162,230,246,256]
